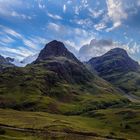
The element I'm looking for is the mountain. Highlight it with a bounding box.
[20,53,39,66]
[0,55,14,70]
[0,40,127,114]
[1,40,137,140]
[35,40,79,63]
[88,48,139,76]
[33,40,109,84]
[88,48,140,97]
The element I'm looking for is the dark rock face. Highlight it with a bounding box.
[88,48,139,77]
[33,40,93,84]
[0,55,14,70]
[35,40,79,64]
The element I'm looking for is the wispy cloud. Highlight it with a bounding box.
[0,25,22,39]
[0,35,15,44]
[63,4,67,13]
[79,38,140,61]
[94,23,107,31]
[47,12,62,20]
[11,11,32,20]
[0,45,34,59]
[89,8,104,18]
[0,0,31,20]
[0,25,48,59]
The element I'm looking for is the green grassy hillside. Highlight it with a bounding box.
[0,41,139,140]
[107,70,140,98]
[0,107,139,140]
[88,48,140,98]
[0,58,128,114]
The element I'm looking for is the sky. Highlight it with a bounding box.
[0,0,140,62]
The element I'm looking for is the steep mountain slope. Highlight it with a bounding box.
[0,41,128,114]
[88,48,140,97]
[35,40,79,63]
[0,55,14,71]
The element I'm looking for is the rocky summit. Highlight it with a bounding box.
[32,40,94,84]
[35,40,80,64]
[88,48,139,77]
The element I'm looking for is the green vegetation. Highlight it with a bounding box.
[0,44,139,140]
[0,58,128,114]
[111,71,140,97]
[0,107,139,140]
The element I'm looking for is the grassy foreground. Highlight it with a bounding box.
[0,106,139,140]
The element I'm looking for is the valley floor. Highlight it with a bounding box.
[0,106,139,140]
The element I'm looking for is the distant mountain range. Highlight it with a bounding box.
[0,40,140,100]
[0,40,140,140]
[0,40,128,113]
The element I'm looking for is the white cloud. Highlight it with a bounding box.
[46,22,96,50]
[63,40,78,56]
[11,11,32,20]
[0,46,34,59]
[63,4,67,13]
[0,0,22,10]
[79,39,115,59]
[89,8,104,18]
[47,12,62,20]
[67,0,72,5]
[106,0,128,31]
[79,38,140,61]
[72,18,93,29]
[0,35,15,44]
[38,3,45,9]
[23,39,37,49]
[0,25,48,59]
[137,0,140,6]
[48,23,61,32]
[47,22,90,37]
[0,25,23,39]
[0,0,31,20]
[0,25,47,50]
[74,6,80,15]
[94,23,107,31]
[23,36,48,50]
[81,0,88,8]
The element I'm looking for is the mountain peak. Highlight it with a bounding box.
[44,40,68,56]
[88,47,139,77]
[106,48,128,56]
[35,40,79,63]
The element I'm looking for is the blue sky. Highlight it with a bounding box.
[0,0,140,62]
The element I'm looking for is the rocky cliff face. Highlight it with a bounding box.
[35,40,80,64]
[88,48,139,77]
[33,40,93,84]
